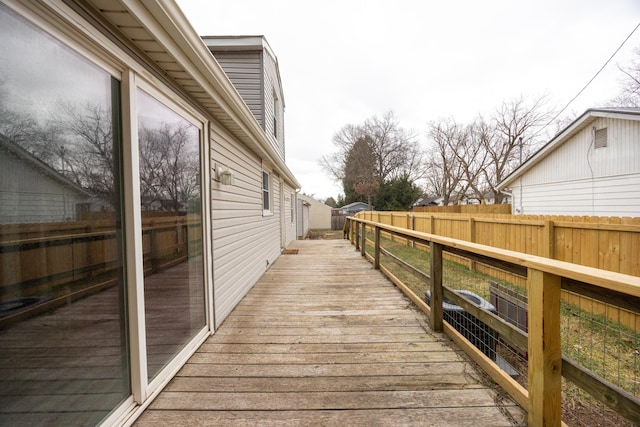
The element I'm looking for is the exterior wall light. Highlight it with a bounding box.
[219,170,234,185]
[214,163,234,185]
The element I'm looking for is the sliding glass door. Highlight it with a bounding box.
[0,5,129,425]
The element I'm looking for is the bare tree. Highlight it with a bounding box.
[59,102,116,201]
[345,136,379,209]
[363,111,423,182]
[424,118,468,205]
[423,95,553,205]
[321,111,423,201]
[139,122,199,213]
[610,47,640,107]
[481,95,553,203]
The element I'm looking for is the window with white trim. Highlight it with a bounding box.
[262,170,271,213]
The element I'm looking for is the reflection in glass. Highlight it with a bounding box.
[0,5,129,426]
[137,90,205,380]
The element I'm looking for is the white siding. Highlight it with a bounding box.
[514,116,640,216]
[298,194,332,230]
[514,174,640,217]
[523,117,640,185]
[297,199,310,238]
[283,185,297,246]
[0,149,87,224]
[210,123,282,327]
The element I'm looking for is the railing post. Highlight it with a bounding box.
[355,219,360,251]
[429,241,443,332]
[374,226,381,269]
[528,268,562,426]
[360,221,366,257]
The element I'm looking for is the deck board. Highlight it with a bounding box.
[135,239,525,426]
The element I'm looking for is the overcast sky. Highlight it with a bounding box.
[176,0,640,202]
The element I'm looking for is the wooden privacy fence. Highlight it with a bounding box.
[0,215,201,327]
[345,216,640,426]
[413,204,512,215]
[358,211,640,329]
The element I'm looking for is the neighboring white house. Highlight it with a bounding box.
[497,108,640,217]
[0,135,92,224]
[297,194,332,238]
[0,1,299,426]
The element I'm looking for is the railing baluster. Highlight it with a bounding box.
[374,226,381,270]
[360,221,366,257]
[429,241,443,332]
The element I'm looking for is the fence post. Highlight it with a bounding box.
[429,241,443,332]
[528,268,562,426]
[360,221,366,257]
[374,226,381,269]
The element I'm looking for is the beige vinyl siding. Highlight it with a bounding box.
[211,51,263,127]
[263,51,285,161]
[210,123,282,326]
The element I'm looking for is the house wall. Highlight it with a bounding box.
[210,123,284,326]
[515,117,640,216]
[0,145,86,224]
[212,50,264,126]
[263,50,285,161]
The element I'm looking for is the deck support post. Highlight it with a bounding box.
[429,241,443,332]
[528,268,562,426]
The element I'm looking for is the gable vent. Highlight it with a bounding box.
[595,127,608,148]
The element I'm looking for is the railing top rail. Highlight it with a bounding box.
[347,216,640,298]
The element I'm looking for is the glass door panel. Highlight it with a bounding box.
[136,90,205,381]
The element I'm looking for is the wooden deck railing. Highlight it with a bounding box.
[346,216,640,426]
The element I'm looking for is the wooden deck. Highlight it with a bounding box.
[135,239,525,426]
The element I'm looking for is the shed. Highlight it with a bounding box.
[297,194,332,237]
